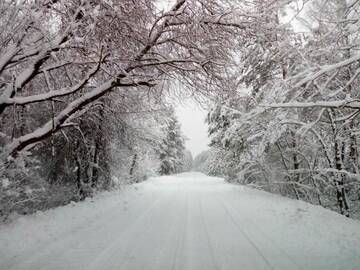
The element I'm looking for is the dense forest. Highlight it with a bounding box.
[0,0,197,219]
[193,0,360,218]
[1,0,360,220]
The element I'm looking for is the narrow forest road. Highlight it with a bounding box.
[1,173,360,270]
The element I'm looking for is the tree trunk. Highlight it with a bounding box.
[90,142,99,188]
[129,154,138,181]
[73,140,84,200]
[328,109,350,217]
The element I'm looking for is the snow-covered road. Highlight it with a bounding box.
[1,173,360,270]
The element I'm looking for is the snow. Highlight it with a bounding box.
[1,178,10,188]
[3,79,115,157]
[0,43,18,73]
[7,63,101,106]
[290,53,360,88]
[1,173,360,270]
[264,99,360,110]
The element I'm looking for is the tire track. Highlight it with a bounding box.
[4,188,145,270]
[198,196,221,270]
[217,198,275,270]
[219,195,304,270]
[170,191,189,270]
[13,181,179,270]
[118,188,188,270]
[86,189,178,270]
[7,188,163,270]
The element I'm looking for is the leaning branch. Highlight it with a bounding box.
[262,100,360,110]
[2,0,187,159]
[2,54,104,107]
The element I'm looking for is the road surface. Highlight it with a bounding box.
[1,173,360,270]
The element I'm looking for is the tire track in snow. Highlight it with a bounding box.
[6,189,156,270]
[3,188,145,270]
[118,187,188,270]
[2,173,360,270]
[217,198,275,270]
[198,196,221,270]
[10,188,171,270]
[170,191,189,270]
[219,194,304,270]
[86,189,178,270]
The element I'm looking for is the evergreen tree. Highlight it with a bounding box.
[158,108,186,175]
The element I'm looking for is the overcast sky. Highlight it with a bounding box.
[175,100,210,158]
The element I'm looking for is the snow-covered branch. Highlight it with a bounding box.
[262,100,360,110]
[1,54,104,107]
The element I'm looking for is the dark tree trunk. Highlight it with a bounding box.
[328,109,350,217]
[73,140,85,200]
[129,154,138,180]
[91,142,99,188]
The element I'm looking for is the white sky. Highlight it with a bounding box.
[175,100,210,158]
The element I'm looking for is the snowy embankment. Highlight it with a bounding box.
[1,172,360,270]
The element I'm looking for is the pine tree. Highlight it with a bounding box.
[158,108,186,175]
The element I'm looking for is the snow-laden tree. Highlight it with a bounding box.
[259,0,360,217]
[4,0,360,220]
[157,107,186,175]
[0,0,264,217]
[109,95,170,184]
[201,0,360,218]
[0,0,251,160]
[181,150,193,172]
[193,150,210,173]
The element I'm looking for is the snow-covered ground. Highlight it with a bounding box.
[1,172,360,270]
